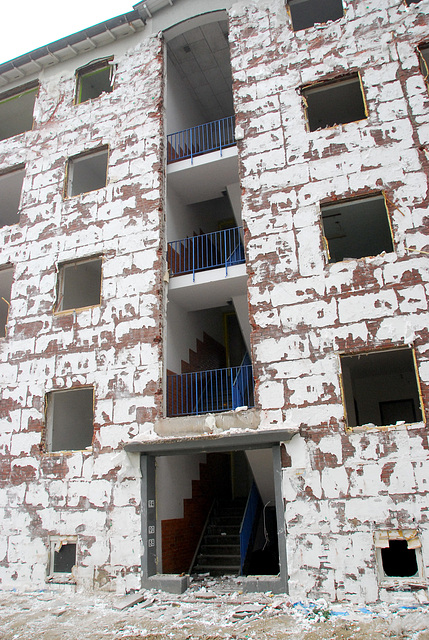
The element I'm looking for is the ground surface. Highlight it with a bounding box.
[1,577,429,639]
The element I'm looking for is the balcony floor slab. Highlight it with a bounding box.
[167,145,238,204]
[168,263,247,311]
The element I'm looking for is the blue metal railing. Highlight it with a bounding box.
[239,481,262,574]
[167,116,236,164]
[167,363,254,417]
[232,352,252,409]
[167,227,245,279]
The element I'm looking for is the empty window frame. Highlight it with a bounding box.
[0,266,13,338]
[288,0,344,31]
[0,82,38,141]
[46,387,94,452]
[375,530,424,582]
[340,348,423,429]
[302,74,367,131]
[56,257,102,312]
[48,536,77,580]
[66,147,108,197]
[418,44,429,87]
[0,166,25,229]
[76,58,114,104]
[321,193,394,263]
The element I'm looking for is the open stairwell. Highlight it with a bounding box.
[192,498,246,576]
[182,331,225,375]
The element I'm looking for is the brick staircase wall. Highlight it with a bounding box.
[161,453,230,574]
[181,331,225,374]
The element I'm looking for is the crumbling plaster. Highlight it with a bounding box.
[0,31,165,591]
[229,0,429,601]
[0,0,428,602]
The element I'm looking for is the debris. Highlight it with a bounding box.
[195,592,216,600]
[233,603,265,619]
[115,591,149,610]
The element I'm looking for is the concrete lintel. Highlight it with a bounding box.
[125,427,296,456]
[156,408,261,437]
[142,574,190,595]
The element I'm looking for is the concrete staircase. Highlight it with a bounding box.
[192,498,246,576]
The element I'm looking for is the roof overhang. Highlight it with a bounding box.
[0,11,145,87]
[133,0,175,19]
[124,427,297,456]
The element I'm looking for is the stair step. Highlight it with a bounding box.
[200,545,240,555]
[197,555,240,567]
[207,525,240,536]
[193,565,240,575]
[192,498,247,577]
[203,534,240,545]
[211,514,243,526]
[214,508,244,516]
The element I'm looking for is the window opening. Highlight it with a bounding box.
[0,266,13,338]
[76,59,114,104]
[375,530,424,582]
[288,0,344,31]
[0,166,25,228]
[302,74,367,131]
[321,193,394,262]
[48,536,77,580]
[56,257,102,312]
[66,147,108,197]
[381,540,418,577]
[0,83,38,141]
[46,387,94,452]
[340,348,423,429]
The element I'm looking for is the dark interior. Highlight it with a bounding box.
[303,75,366,131]
[289,0,344,32]
[53,543,76,573]
[381,540,418,577]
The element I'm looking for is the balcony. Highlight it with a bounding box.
[167,116,236,165]
[167,357,254,418]
[167,226,244,280]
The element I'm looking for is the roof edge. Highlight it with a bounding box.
[0,10,144,78]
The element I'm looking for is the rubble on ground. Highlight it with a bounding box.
[1,576,429,639]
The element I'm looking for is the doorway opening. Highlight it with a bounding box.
[156,449,280,578]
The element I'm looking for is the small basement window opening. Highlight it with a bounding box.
[375,530,424,582]
[0,266,13,338]
[0,83,38,141]
[340,348,423,429]
[48,536,77,580]
[56,257,102,312]
[288,0,344,31]
[76,59,114,104]
[66,147,108,197]
[382,540,418,577]
[46,387,94,452]
[321,193,394,263]
[302,74,367,131]
[0,166,25,229]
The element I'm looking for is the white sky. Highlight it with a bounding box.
[0,1,136,65]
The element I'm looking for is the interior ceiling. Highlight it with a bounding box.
[342,349,414,377]
[167,20,234,122]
